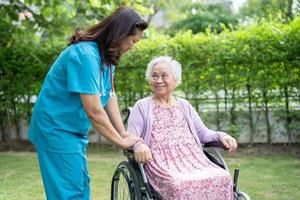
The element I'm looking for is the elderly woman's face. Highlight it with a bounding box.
[149,62,176,97]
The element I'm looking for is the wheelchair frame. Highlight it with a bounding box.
[111,108,251,200]
[111,143,251,200]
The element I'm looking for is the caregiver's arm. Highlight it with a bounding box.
[80,94,140,149]
[105,96,129,138]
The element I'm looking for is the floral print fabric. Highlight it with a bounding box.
[144,103,233,200]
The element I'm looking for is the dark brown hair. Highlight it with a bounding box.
[68,6,148,65]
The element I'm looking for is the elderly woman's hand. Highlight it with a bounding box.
[219,134,238,153]
[134,142,152,164]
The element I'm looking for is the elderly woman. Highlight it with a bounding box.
[127,56,237,200]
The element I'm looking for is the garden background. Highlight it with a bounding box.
[0,0,299,199]
[1,0,299,145]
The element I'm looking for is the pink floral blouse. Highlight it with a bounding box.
[144,103,233,200]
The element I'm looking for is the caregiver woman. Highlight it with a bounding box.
[28,6,148,200]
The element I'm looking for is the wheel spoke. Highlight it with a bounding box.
[111,161,143,200]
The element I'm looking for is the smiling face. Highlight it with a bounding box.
[119,30,143,55]
[149,62,177,98]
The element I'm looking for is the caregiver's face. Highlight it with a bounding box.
[149,62,176,97]
[119,30,143,55]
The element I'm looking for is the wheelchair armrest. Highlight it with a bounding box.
[203,141,228,150]
[121,107,131,115]
[123,149,134,156]
[123,149,138,164]
[122,107,132,124]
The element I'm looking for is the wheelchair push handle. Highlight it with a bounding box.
[233,168,239,194]
[122,107,132,124]
[234,169,239,185]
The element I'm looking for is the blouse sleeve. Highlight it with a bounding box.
[189,103,226,143]
[127,101,146,138]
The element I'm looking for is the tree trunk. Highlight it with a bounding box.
[195,85,200,113]
[215,92,220,130]
[230,89,236,125]
[246,84,255,146]
[224,79,228,111]
[0,110,11,142]
[12,100,21,140]
[286,0,294,20]
[284,86,292,146]
[15,118,21,140]
[27,95,31,119]
[146,7,160,24]
[0,111,7,141]
[263,89,272,144]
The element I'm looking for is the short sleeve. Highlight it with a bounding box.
[66,53,101,94]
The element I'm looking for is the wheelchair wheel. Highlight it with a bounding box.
[235,191,251,200]
[111,161,142,200]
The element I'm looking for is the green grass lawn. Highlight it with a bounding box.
[0,148,299,200]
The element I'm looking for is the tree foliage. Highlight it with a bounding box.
[167,3,238,35]
[239,0,300,22]
[1,1,299,143]
[116,17,300,143]
[0,0,155,140]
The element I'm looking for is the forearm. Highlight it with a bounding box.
[90,109,124,147]
[191,106,223,143]
[199,129,223,143]
[105,96,127,137]
[80,94,124,147]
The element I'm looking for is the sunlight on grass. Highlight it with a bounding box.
[226,155,300,200]
[0,149,299,200]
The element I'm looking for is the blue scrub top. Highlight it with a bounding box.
[28,41,115,153]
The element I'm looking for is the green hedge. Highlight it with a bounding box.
[118,18,300,98]
[1,17,299,143]
[116,18,300,144]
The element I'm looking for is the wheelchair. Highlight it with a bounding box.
[111,108,251,200]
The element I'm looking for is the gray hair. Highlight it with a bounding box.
[145,56,182,86]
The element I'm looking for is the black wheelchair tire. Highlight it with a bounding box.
[235,191,251,200]
[111,161,142,200]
